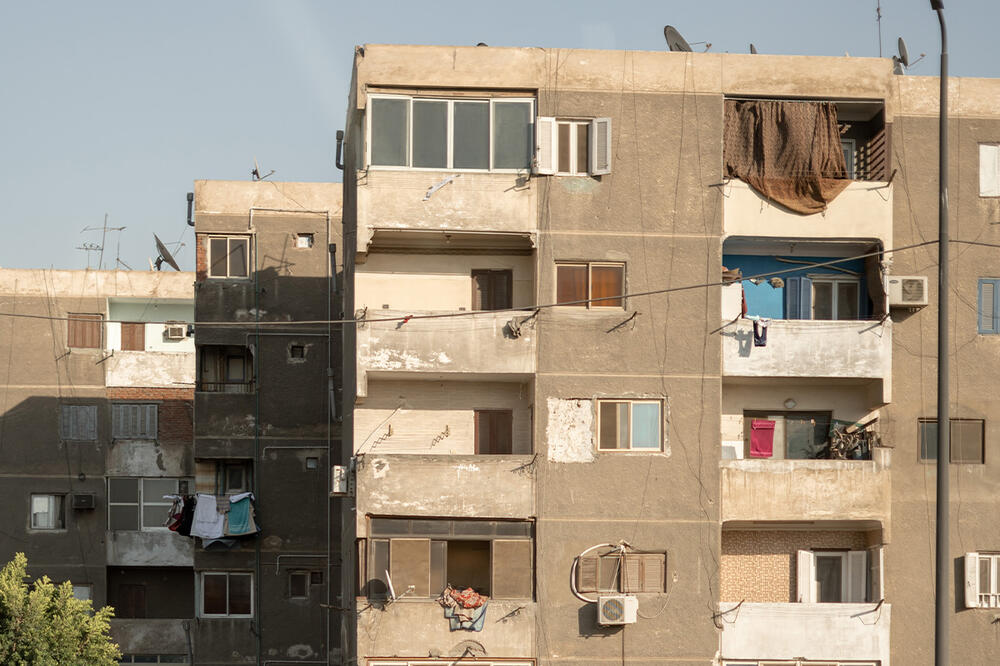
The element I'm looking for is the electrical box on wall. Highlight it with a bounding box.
[885,275,929,307]
[597,595,638,625]
[330,465,354,496]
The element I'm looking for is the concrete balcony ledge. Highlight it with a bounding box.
[105,350,194,388]
[718,601,890,664]
[721,318,892,402]
[110,618,189,654]
[357,309,536,397]
[106,530,195,567]
[721,448,891,528]
[356,454,534,534]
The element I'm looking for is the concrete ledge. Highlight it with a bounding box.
[106,531,194,567]
[110,618,189,654]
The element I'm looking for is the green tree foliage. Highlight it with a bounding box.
[0,553,120,666]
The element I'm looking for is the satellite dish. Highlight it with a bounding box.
[153,234,181,271]
[750,43,758,54]
[897,37,910,67]
[664,25,692,52]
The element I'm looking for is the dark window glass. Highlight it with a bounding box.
[472,270,513,311]
[920,418,985,463]
[209,238,228,277]
[475,410,513,454]
[371,98,409,166]
[591,265,624,307]
[493,101,532,169]
[447,540,491,594]
[228,574,252,615]
[202,574,227,614]
[289,572,309,598]
[228,238,248,277]
[576,122,589,174]
[453,101,489,169]
[815,555,843,602]
[557,122,571,173]
[556,264,588,305]
[412,100,448,168]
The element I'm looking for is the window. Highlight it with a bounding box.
[556,262,624,308]
[295,233,314,248]
[919,418,985,463]
[112,404,158,439]
[289,571,310,598]
[796,547,883,603]
[363,519,533,600]
[216,461,252,495]
[840,138,856,179]
[742,411,833,460]
[305,456,319,470]
[71,584,93,601]
[471,270,513,311]
[30,494,65,529]
[60,405,97,441]
[979,278,1000,334]
[118,656,187,664]
[108,478,190,531]
[121,322,145,351]
[966,552,1000,608]
[811,277,859,320]
[597,400,662,451]
[67,313,102,349]
[200,572,253,617]
[474,410,513,454]
[199,345,254,392]
[369,94,534,171]
[535,117,612,176]
[207,236,250,278]
[980,144,1000,196]
[577,551,666,593]
[289,344,306,359]
[723,662,877,666]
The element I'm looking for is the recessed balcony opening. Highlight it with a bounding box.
[198,345,255,393]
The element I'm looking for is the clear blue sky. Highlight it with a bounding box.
[1,0,996,271]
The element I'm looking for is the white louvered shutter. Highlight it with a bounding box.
[590,117,612,175]
[867,545,884,602]
[965,552,981,608]
[796,550,815,602]
[980,145,1000,196]
[847,550,868,602]
[534,116,556,175]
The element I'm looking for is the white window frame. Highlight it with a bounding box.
[965,552,1000,608]
[596,399,663,452]
[536,116,612,176]
[366,94,535,172]
[980,143,1000,197]
[107,477,191,532]
[796,547,882,603]
[555,261,626,309]
[199,571,254,618]
[840,137,856,179]
[206,235,251,279]
[554,119,590,176]
[30,494,66,530]
[809,275,861,321]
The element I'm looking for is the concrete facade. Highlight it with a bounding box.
[0,268,196,662]
[340,42,1000,666]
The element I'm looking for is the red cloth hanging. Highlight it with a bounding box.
[750,419,776,458]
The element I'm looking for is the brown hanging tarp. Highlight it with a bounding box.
[724,100,850,214]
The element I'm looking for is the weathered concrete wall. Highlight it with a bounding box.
[105,351,195,387]
[718,601,891,663]
[106,530,194,566]
[721,450,891,529]
[110,618,190,655]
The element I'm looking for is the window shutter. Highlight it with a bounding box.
[589,117,612,175]
[785,277,812,319]
[639,554,665,593]
[577,555,599,593]
[429,540,447,596]
[965,552,981,608]
[847,550,867,602]
[60,405,71,440]
[389,538,430,597]
[980,145,1000,196]
[534,116,556,175]
[492,539,533,599]
[981,280,998,334]
[144,404,157,439]
[796,550,815,602]
[84,406,97,440]
[868,545,884,602]
[622,555,642,593]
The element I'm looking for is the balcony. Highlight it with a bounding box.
[721,447,891,528]
[106,530,195,567]
[110,619,189,656]
[356,309,536,398]
[105,350,195,388]
[718,601,890,664]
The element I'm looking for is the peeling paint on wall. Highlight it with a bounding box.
[546,398,595,463]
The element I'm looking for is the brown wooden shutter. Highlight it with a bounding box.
[951,419,985,463]
[622,555,642,592]
[556,265,588,305]
[640,554,665,592]
[591,265,624,307]
[389,538,430,597]
[472,270,513,311]
[492,539,533,599]
[577,555,599,593]
[117,584,146,618]
[121,322,145,351]
[68,314,102,348]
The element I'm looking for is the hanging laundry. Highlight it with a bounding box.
[226,494,259,536]
[177,496,196,537]
[190,493,226,539]
[437,585,489,631]
[753,318,770,347]
[749,419,776,458]
[164,496,184,531]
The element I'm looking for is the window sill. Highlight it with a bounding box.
[27,528,68,534]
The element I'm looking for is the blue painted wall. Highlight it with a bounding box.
[723,255,869,319]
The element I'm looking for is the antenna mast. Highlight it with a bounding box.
[78,214,126,269]
[876,0,884,57]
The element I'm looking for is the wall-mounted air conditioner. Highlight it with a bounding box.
[597,595,638,625]
[330,465,354,497]
[885,275,929,307]
[71,493,96,510]
[165,324,186,340]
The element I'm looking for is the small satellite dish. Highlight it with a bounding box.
[897,37,910,67]
[153,234,181,271]
[750,43,758,54]
[664,25,692,52]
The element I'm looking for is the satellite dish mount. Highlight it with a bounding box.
[663,25,693,52]
[153,234,181,271]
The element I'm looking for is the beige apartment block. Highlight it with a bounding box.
[338,42,1000,666]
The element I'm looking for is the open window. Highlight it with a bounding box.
[471,270,513,311]
[535,117,612,176]
[474,410,513,454]
[598,400,662,451]
[198,345,254,393]
[966,552,1000,608]
[796,547,883,603]
[742,411,834,460]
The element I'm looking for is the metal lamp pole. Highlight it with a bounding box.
[930,1,950,665]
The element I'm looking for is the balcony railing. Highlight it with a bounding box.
[197,380,255,393]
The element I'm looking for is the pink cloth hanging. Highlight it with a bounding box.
[750,419,776,458]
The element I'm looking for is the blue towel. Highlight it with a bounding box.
[226,497,255,536]
[445,601,488,631]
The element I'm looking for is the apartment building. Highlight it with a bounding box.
[0,268,196,663]
[339,43,1000,666]
[191,180,344,665]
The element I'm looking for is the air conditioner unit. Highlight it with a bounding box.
[885,275,929,307]
[71,493,96,510]
[330,465,354,497]
[165,324,186,340]
[597,594,638,626]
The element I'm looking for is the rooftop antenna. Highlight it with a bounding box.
[663,25,693,52]
[251,157,274,181]
[876,0,884,57]
[78,214,125,270]
[750,43,758,54]
[152,234,181,271]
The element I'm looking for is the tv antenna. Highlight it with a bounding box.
[77,214,126,270]
[663,26,692,52]
[151,234,182,271]
[750,44,758,54]
[251,157,274,181]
